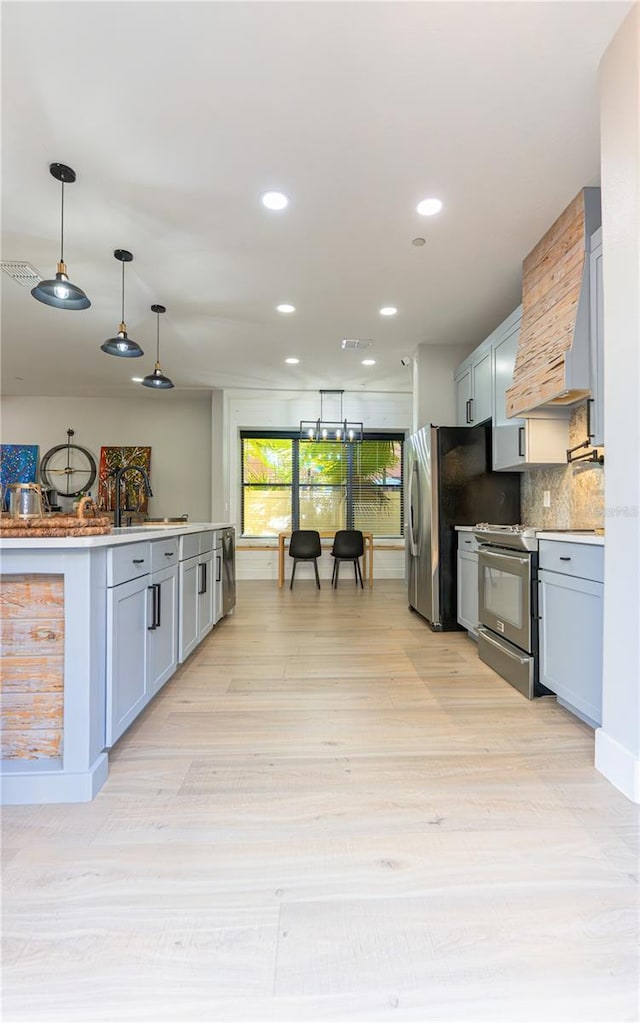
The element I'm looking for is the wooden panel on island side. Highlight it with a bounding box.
[0,574,64,759]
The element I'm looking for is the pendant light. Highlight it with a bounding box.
[31,163,90,310]
[101,250,143,357]
[142,304,174,389]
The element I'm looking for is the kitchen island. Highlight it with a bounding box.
[0,522,233,805]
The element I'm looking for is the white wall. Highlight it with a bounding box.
[1,396,212,522]
[412,343,474,432]
[596,4,640,803]
[221,388,412,580]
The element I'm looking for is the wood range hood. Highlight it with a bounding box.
[506,187,601,418]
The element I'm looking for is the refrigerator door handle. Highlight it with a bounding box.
[409,461,420,556]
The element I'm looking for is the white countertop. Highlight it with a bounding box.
[0,522,233,550]
[537,531,604,546]
[454,525,476,532]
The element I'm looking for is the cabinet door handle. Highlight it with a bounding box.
[216,555,221,582]
[559,556,571,561]
[518,426,525,457]
[164,551,174,558]
[133,558,145,564]
[468,397,474,423]
[198,562,207,595]
[156,581,161,628]
[464,540,472,544]
[147,584,157,630]
[465,399,471,424]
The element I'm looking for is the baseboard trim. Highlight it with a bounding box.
[594,728,640,804]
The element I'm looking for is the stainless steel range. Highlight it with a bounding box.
[473,523,552,699]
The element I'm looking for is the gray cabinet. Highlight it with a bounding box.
[589,227,604,447]
[106,539,180,746]
[147,563,178,697]
[538,539,604,727]
[178,530,216,663]
[491,308,569,471]
[178,555,199,662]
[456,533,479,635]
[455,341,492,426]
[105,542,151,747]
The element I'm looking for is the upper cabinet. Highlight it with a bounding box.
[454,340,492,426]
[589,227,604,447]
[492,308,569,472]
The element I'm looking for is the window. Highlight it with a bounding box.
[241,432,403,537]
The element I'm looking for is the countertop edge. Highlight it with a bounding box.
[537,531,605,546]
[0,522,234,550]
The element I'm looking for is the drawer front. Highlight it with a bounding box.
[108,541,151,587]
[179,533,200,562]
[151,537,179,573]
[539,540,603,582]
[458,533,480,553]
[199,530,214,555]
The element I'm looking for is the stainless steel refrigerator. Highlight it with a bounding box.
[406,424,520,630]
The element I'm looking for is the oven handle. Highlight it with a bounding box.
[478,546,530,567]
[480,628,530,665]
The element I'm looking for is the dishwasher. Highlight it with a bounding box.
[220,527,236,617]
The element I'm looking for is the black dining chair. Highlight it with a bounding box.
[331,530,364,588]
[289,530,322,589]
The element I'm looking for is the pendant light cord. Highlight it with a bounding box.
[156,311,160,362]
[121,260,125,323]
[60,181,65,264]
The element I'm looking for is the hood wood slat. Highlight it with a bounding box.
[506,187,601,417]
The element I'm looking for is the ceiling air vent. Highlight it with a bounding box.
[341,338,373,350]
[1,261,43,287]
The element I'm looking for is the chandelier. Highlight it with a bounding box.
[300,390,363,443]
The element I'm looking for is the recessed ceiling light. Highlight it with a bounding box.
[412,237,426,247]
[131,376,144,383]
[379,306,397,317]
[417,197,443,216]
[362,359,376,366]
[262,191,289,210]
[277,303,295,313]
[285,357,300,364]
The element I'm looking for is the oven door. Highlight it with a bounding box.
[478,545,533,653]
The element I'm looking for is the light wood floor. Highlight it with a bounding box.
[2,580,639,1023]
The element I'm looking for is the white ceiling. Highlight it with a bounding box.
[0,1,631,400]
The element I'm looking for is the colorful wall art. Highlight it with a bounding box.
[0,445,39,510]
[98,446,152,514]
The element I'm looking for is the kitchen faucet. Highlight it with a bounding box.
[113,465,153,528]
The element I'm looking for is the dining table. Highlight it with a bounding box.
[277,530,374,588]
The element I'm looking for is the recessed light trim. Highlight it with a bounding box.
[276,303,295,313]
[262,191,289,210]
[417,197,443,217]
[362,359,376,366]
[285,357,300,364]
[379,306,397,317]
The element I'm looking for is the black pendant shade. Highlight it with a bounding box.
[101,250,143,357]
[31,163,90,311]
[142,304,174,389]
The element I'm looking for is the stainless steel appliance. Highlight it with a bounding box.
[474,523,551,699]
[221,527,236,615]
[406,425,520,630]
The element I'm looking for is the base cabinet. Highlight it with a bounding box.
[538,540,604,727]
[106,574,150,746]
[179,556,200,662]
[178,531,218,663]
[197,549,215,643]
[456,533,479,635]
[148,564,178,697]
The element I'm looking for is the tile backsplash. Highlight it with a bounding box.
[521,402,604,529]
